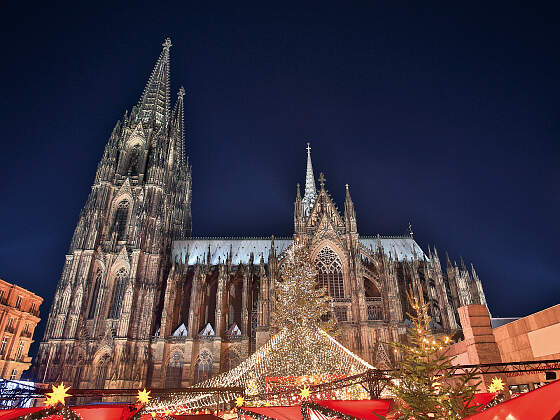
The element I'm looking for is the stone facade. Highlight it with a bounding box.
[35,39,488,390]
[0,279,42,380]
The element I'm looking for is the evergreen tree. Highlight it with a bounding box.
[271,243,334,333]
[387,290,481,419]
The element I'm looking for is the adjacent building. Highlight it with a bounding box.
[448,304,560,393]
[35,39,488,390]
[0,279,42,380]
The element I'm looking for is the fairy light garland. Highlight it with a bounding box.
[146,245,376,414]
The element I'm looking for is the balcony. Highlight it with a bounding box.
[21,331,32,338]
[5,326,15,334]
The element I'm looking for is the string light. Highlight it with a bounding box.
[146,245,374,414]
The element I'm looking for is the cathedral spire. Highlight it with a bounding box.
[171,87,186,165]
[344,183,357,233]
[302,142,317,218]
[137,38,172,127]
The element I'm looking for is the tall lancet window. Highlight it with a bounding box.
[88,270,102,319]
[315,247,344,299]
[111,201,129,241]
[108,268,128,319]
[194,351,213,383]
[127,145,141,176]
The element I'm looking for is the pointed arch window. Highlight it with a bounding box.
[108,268,128,319]
[165,353,183,388]
[315,247,344,299]
[94,354,110,388]
[194,351,212,383]
[88,270,102,319]
[111,201,129,241]
[127,144,141,176]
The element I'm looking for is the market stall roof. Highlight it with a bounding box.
[466,380,560,420]
[238,399,393,420]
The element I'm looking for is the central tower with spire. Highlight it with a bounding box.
[35,38,192,389]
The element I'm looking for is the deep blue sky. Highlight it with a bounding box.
[1,2,558,356]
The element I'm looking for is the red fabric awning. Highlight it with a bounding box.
[239,405,303,420]
[0,404,142,420]
[315,400,393,418]
[467,380,560,420]
[239,399,393,419]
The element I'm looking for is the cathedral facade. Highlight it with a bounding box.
[35,39,487,390]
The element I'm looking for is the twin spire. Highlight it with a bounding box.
[135,38,187,164]
[302,143,318,217]
[137,38,176,128]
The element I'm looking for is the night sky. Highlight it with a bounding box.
[1,2,559,358]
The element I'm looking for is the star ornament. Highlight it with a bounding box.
[488,377,505,393]
[235,396,244,407]
[45,382,72,406]
[137,388,152,404]
[299,385,311,399]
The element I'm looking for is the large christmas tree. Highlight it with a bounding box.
[387,290,481,419]
[147,243,373,413]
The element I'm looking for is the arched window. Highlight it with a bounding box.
[194,351,212,383]
[315,247,344,298]
[111,201,129,241]
[94,355,110,389]
[108,268,128,319]
[88,270,102,319]
[165,353,183,388]
[126,144,141,176]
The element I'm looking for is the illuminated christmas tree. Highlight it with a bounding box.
[387,290,481,419]
[147,244,373,413]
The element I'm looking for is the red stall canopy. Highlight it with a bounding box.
[239,399,393,420]
[0,404,142,420]
[467,380,560,420]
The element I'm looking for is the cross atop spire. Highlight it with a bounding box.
[318,172,326,189]
[302,142,317,218]
[137,38,172,127]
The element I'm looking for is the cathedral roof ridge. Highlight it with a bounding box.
[360,234,413,239]
[186,236,292,241]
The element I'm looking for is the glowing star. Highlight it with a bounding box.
[164,409,171,415]
[300,385,311,399]
[488,377,505,393]
[264,401,271,407]
[45,383,72,406]
[235,396,244,407]
[137,388,152,404]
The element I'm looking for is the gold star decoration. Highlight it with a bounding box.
[164,409,171,415]
[488,377,505,393]
[45,383,72,406]
[235,396,244,407]
[137,388,152,404]
[299,385,311,399]
[264,401,271,407]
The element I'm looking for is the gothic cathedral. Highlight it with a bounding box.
[35,39,487,389]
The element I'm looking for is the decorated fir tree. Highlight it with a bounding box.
[271,243,334,332]
[387,290,481,419]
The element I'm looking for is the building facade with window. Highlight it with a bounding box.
[0,279,42,380]
[35,39,488,390]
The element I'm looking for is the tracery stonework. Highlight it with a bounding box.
[35,39,487,391]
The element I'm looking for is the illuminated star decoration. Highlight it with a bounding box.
[45,383,72,406]
[488,377,505,393]
[300,385,311,399]
[235,396,244,407]
[137,388,152,404]
[264,401,271,407]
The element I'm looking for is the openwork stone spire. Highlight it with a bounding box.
[171,87,186,165]
[302,142,317,218]
[137,38,172,126]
